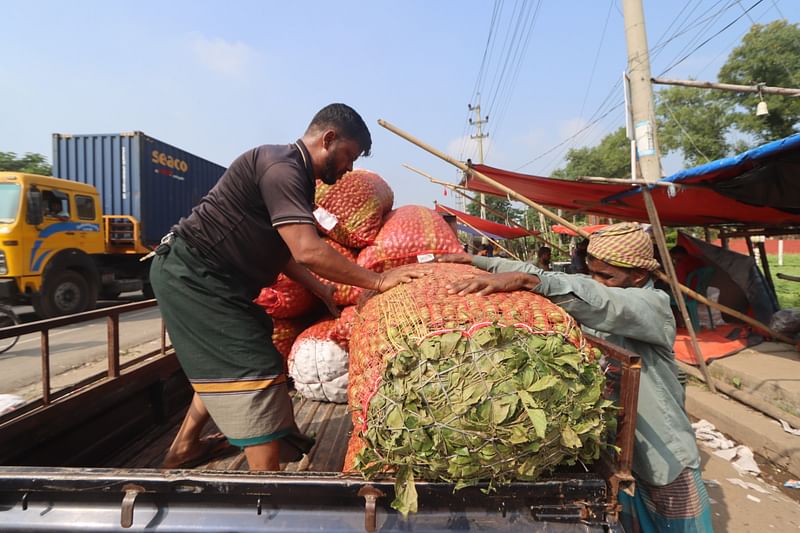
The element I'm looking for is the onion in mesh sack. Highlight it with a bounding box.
[255,274,319,319]
[356,205,464,273]
[345,263,612,516]
[288,307,358,403]
[311,239,363,307]
[272,317,307,371]
[314,169,393,248]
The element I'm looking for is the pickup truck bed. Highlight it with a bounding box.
[0,305,637,532]
[108,393,353,472]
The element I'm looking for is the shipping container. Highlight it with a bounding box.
[52,132,226,246]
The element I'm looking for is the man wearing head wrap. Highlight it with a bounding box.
[439,222,712,533]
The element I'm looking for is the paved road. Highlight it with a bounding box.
[0,296,163,394]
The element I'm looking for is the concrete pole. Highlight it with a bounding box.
[622,0,661,184]
[469,101,489,244]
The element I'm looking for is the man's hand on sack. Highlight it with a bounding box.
[447,272,539,297]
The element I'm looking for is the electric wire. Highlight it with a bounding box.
[484,0,542,159]
[659,0,767,77]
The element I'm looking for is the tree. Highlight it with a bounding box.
[551,127,630,180]
[656,85,732,165]
[718,20,800,142]
[0,152,52,175]
[466,195,522,225]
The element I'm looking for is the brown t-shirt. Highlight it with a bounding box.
[174,141,315,295]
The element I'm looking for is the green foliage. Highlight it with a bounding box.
[768,253,800,309]
[354,326,613,516]
[552,127,630,180]
[656,86,733,165]
[0,152,52,175]
[652,21,799,164]
[466,195,522,225]
[718,21,800,142]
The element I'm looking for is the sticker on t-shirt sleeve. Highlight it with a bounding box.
[417,253,435,264]
[313,207,339,231]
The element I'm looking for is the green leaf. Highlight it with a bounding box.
[472,327,497,347]
[509,426,529,444]
[491,401,512,424]
[418,338,439,360]
[553,353,583,371]
[392,466,419,517]
[526,335,547,352]
[462,382,485,405]
[561,426,582,449]
[527,408,548,439]
[573,417,600,434]
[529,375,559,392]
[387,405,404,429]
[439,332,463,357]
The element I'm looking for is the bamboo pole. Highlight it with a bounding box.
[637,164,716,392]
[435,203,523,261]
[652,77,800,97]
[658,272,795,345]
[380,120,583,236]
[379,119,796,349]
[404,164,569,254]
[575,175,684,188]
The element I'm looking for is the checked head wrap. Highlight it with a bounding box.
[587,222,660,271]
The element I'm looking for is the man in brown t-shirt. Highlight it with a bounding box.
[150,103,424,470]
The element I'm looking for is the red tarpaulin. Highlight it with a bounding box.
[552,224,608,236]
[464,134,800,227]
[434,204,538,240]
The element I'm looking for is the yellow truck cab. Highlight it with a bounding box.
[0,172,149,317]
[0,131,226,318]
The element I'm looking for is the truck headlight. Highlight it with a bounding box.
[0,251,7,275]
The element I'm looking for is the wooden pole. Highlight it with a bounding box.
[404,164,569,254]
[641,183,716,391]
[380,120,585,235]
[378,120,796,348]
[435,203,523,261]
[652,77,800,97]
[575,175,683,188]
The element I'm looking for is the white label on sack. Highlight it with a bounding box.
[417,253,435,263]
[313,207,338,231]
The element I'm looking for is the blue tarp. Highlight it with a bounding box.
[662,132,800,185]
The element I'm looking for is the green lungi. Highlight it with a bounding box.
[150,234,313,458]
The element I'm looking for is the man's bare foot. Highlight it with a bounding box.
[161,432,231,469]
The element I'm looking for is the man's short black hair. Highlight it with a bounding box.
[538,246,551,255]
[307,103,372,157]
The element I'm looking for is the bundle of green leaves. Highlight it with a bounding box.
[353,324,614,516]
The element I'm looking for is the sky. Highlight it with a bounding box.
[2,0,797,210]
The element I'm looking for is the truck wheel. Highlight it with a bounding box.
[34,270,94,318]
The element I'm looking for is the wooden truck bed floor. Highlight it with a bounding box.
[105,393,353,473]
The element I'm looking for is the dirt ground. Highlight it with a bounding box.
[701,448,800,531]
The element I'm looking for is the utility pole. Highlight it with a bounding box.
[622,0,661,183]
[469,100,489,242]
[622,0,716,392]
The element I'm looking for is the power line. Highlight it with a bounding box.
[485,0,542,158]
[514,100,624,171]
[578,0,615,121]
[660,97,712,163]
[460,2,504,162]
[659,0,767,77]
[661,0,740,71]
